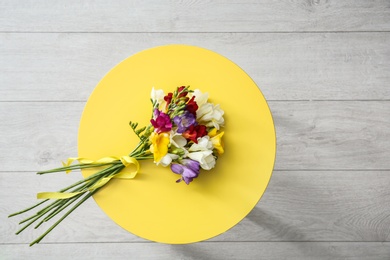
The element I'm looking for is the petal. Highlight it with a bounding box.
[196,103,213,120]
[181,159,200,173]
[182,176,192,185]
[170,163,184,174]
[182,167,198,178]
[208,128,218,137]
[187,150,213,164]
[160,154,174,167]
[192,89,209,107]
[171,133,187,148]
[151,132,170,163]
[202,154,216,170]
[189,136,212,152]
[151,88,165,103]
[211,131,224,154]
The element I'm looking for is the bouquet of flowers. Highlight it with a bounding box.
[9,86,225,246]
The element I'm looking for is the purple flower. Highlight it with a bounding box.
[173,111,196,133]
[170,159,200,184]
[150,109,172,133]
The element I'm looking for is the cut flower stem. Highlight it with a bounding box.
[9,151,142,246]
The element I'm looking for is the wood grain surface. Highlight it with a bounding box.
[1,33,389,101]
[1,242,390,260]
[2,171,390,245]
[1,0,389,32]
[1,0,389,259]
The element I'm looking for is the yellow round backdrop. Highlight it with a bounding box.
[78,45,276,243]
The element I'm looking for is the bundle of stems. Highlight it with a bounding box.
[9,123,153,247]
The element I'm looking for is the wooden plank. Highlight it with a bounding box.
[1,33,389,101]
[3,171,390,244]
[0,101,389,171]
[2,242,390,260]
[272,101,390,170]
[1,0,389,32]
[0,102,81,171]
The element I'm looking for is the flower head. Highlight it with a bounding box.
[150,109,172,133]
[171,159,200,184]
[150,132,170,163]
[177,86,188,98]
[159,153,179,167]
[164,92,173,108]
[197,103,224,130]
[191,89,208,107]
[169,130,188,149]
[187,136,216,170]
[173,111,196,133]
[187,150,216,170]
[210,130,224,155]
[189,135,213,152]
[151,87,165,104]
[186,96,198,116]
[182,125,208,143]
[151,87,168,112]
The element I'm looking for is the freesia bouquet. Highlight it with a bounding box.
[9,86,225,246]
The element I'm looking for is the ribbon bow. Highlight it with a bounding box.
[37,156,139,199]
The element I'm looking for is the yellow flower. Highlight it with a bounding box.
[208,128,218,137]
[210,131,224,155]
[150,132,170,163]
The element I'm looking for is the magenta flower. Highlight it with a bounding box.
[173,111,196,133]
[150,109,172,133]
[171,159,200,184]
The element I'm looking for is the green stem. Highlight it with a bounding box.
[32,164,117,221]
[35,193,84,229]
[132,156,153,160]
[37,162,116,175]
[130,148,152,158]
[19,181,90,225]
[27,164,123,236]
[19,179,90,223]
[35,180,92,216]
[32,165,120,230]
[11,151,139,246]
[18,213,40,225]
[9,164,121,218]
[29,189,99,247]
[8,200,48,218]
[35,198,67,216]
[16,212,46,235]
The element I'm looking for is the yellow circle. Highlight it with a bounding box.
[78,45,276,243]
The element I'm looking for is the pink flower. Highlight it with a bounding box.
[150,109,172,133]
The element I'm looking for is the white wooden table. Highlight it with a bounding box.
[1,1,389,259]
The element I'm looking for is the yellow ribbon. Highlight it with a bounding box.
[61,156,135,173]
[37,156,139,200]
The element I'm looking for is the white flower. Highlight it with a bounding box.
[196,103,225,130]
[191,89,224,130]
[150,87,165,103]
[159,153,179,167]
[150,87,167,111]
[187,150,216,170]
[187,136,216,170]
[189,136,213,152]
[192,89,209,107]
[170,130,187,148]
